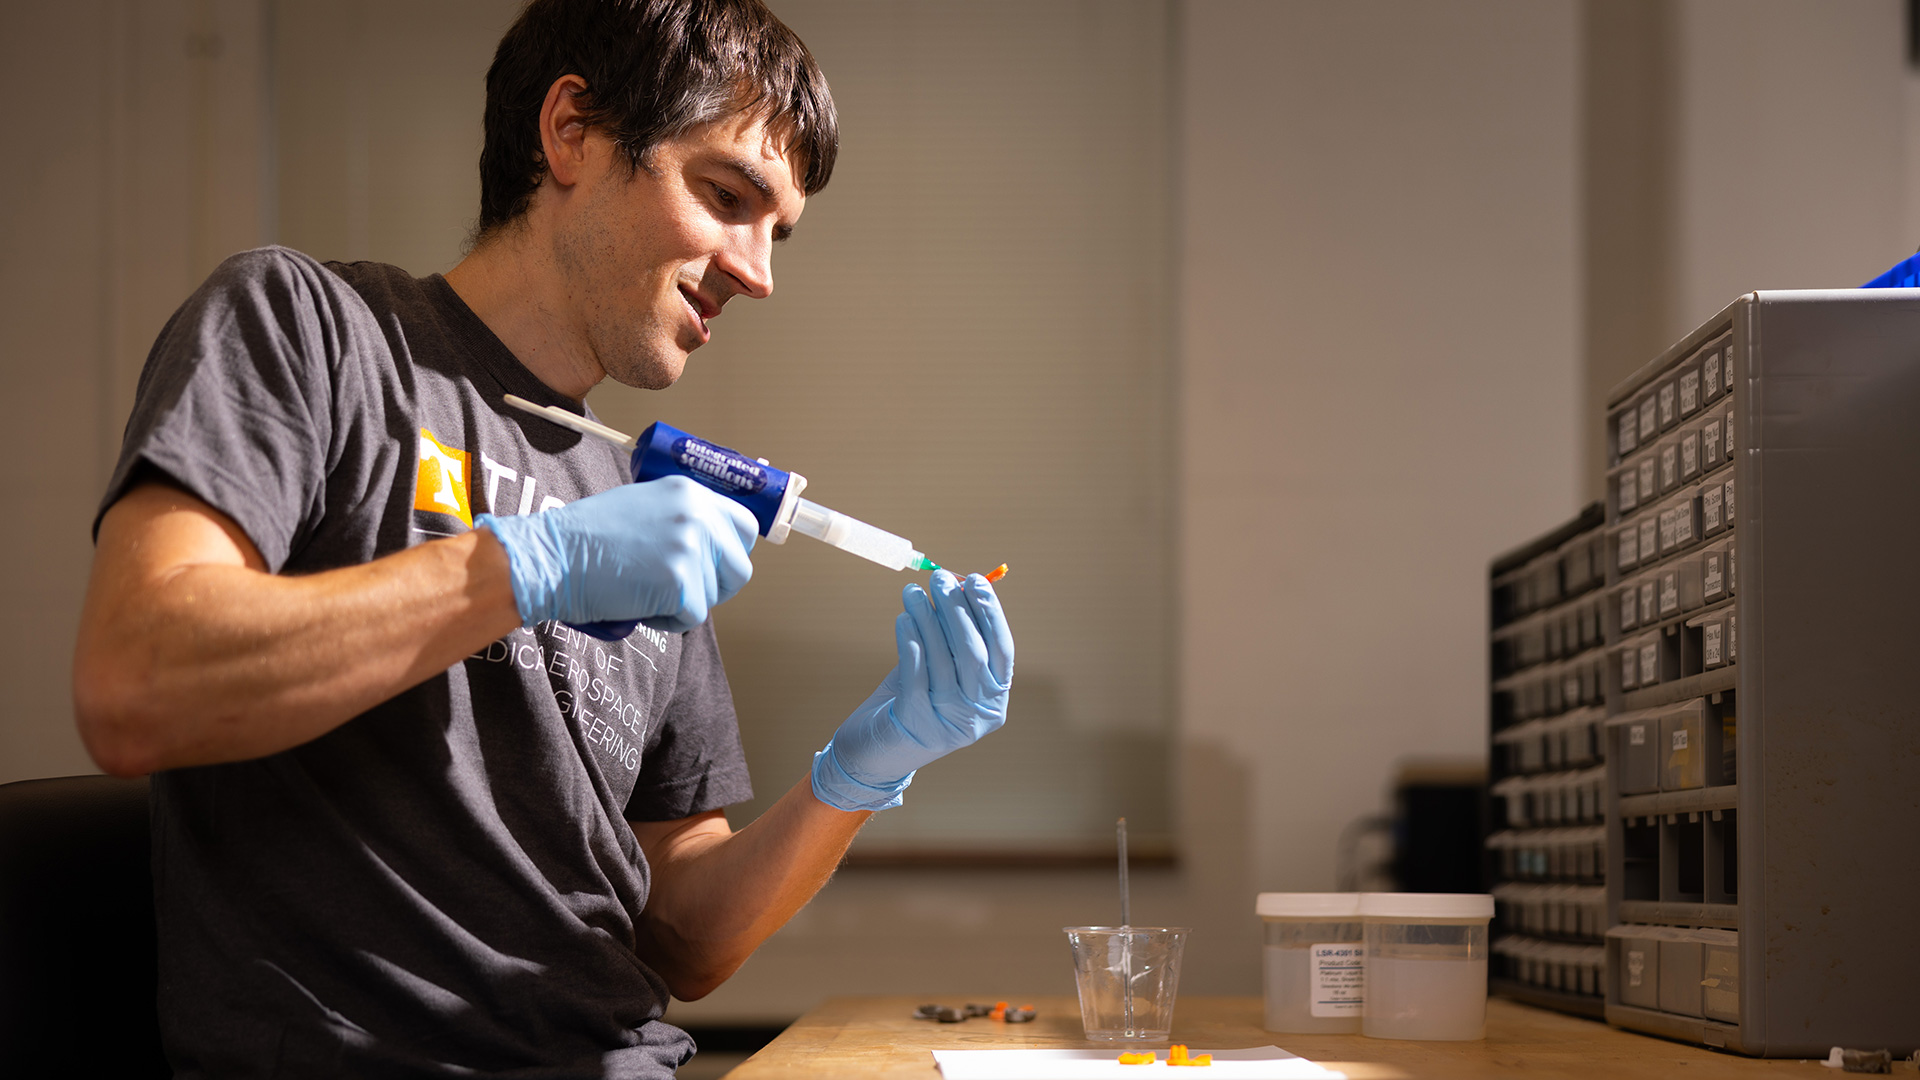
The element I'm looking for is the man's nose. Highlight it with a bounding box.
[716,226,774,301]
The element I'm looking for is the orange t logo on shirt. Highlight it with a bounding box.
[415,428,473,526]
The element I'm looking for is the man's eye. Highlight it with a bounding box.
[711,184,740,209]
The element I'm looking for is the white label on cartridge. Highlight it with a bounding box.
[1640,641,1659,684]
[1680,371,1699,414]
[1671,729,1689,751]
[1703,485,1723,532]
[1618,528,1638,569]
[1638,519,1657,563]
[1703,420,1722,469]
[1640,398,1658,440]
[1619,468,1638,512]
[1659,383,1676,427]
[1619,412,1638,455]
[1310,944,1365,1017]
[1630,725,1646,746]
[1704,623,1723,666]
[1682,433,1699,478]
[1659,573,1678,616]
[1660,445,1678,490]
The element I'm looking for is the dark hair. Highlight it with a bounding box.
[476,0,837,238]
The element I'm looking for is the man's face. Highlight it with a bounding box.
[555,112,807,390]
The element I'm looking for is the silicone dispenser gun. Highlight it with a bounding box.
[503,395,941,573]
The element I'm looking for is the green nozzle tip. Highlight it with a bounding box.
[912,555,941,572]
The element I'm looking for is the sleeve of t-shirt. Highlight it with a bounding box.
[95,247,347,571]
[625,621,754,822]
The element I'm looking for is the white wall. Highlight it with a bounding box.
[1669,0,1909,340]
[0,0,271,786]
[1179,0,1580,897]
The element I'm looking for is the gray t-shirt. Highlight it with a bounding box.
[99,247,753,1079]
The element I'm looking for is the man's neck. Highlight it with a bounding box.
[444,226,603,402]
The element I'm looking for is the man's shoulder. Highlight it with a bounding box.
[201,246,431,317]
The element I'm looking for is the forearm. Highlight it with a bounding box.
[634,778,869,1000]
[74,487,522,774]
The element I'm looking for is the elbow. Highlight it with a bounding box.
[72,653,165,778]
[666,967,735,1003]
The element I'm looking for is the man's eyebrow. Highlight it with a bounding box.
[714,155,797,241]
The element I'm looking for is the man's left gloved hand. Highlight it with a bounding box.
[811,569,1015,812]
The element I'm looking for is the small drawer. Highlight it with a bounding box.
[1660,700,1708,791]
[1701,480,1726,536]
[1657,377,1680,431]
[1659,938,1705,1017]
[1677,359,1703,418]
[1612,711,1660,794]
[1701,545,1728,604]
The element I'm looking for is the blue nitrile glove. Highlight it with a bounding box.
[812,569,1016,812]
[476,475,757,638]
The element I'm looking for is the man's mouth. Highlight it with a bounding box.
[679,285,715,344]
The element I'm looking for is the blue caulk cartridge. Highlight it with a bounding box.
[503,395,940,572]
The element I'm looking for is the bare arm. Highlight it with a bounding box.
[630,778,869,1000]
[72,481,524,776]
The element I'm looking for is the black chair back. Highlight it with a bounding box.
[0,775,169,1078]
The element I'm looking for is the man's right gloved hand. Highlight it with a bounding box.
[476,476,757,637]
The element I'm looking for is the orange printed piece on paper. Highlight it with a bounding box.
[1167,1044,1213,1066]
[415,428,474,526]
[1117,1051,1157,1065]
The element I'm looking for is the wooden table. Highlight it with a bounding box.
[721,995,1883,1078]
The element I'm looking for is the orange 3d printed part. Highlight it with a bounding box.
[1117,1051,1157,1065]
[1167,1044,1213,1067]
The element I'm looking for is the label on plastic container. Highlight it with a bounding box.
[1310,944,1366,1017]
[1704,622,1723,666]
[1725,408,1735,456]
[1618,468,1638,512]
[1640,398,1658,441]
[1703,419,1723,469]
[1705,353,1723,399]
[1680,370,1699,414]
[1640,641,1659,685]
[1660,445,1678,490]
[1638,519,1657,564]
[1671,728,1689,751]
[1658,383,1677,427]
[1726,352,1736,391]
[1619,412,1638,455]
[1702,485,1723,532]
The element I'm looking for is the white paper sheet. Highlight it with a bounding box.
[930,1045,1347,1079]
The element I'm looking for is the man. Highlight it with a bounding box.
[70,1,1014,1076]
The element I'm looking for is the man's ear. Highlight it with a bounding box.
[539,74,593,189]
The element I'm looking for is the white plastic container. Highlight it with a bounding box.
[1360,892,1494,1041]
[1258,892,1364,1033]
